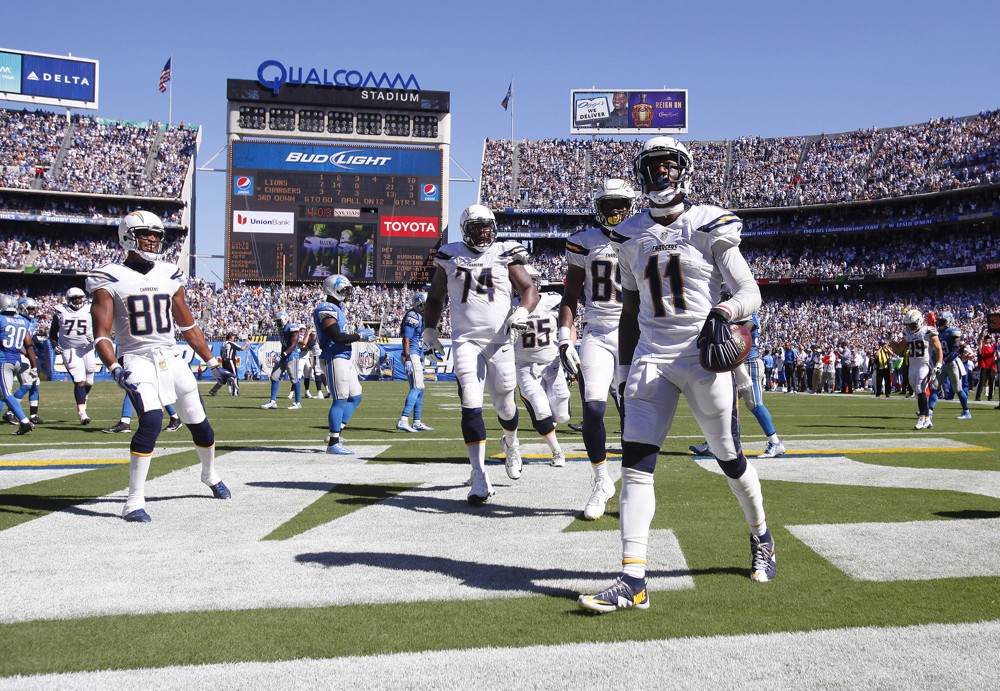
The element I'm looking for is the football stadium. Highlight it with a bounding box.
[1,40,999,689]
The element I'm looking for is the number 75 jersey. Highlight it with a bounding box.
[433,240,528,345]
[86,261,186,356]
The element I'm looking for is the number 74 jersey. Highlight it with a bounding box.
[86,261,186,356]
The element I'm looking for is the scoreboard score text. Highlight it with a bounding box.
[226,140,442,285]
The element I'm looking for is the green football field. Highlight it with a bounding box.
[0,380,998,687]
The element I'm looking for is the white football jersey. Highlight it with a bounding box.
[52,303,93,349]
[904,325,938,367]
[564,227,622,330]
[613,204,746,359]
[434,240,528,345]
[86,261,186,356]
[514,291,562,365]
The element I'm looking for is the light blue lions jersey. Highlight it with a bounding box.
[401,309,424,356]
[0,314,30,364]
[280,323,301,360]
[940,326,963,363]
[313,301,351,360]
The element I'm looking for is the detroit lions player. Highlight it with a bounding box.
[50,287,97,424]
[396,290,434,433]
[513,265,568,466]
[0,295,37,435]
[12,297,44,424]
[88,210,235,522]
[935,311,972,419]
[314,274,376,454]
[260,312,301,410]
[890,310,943,430]
[559,178,636,519]
[423,204,539,504]
[579,137,774,614]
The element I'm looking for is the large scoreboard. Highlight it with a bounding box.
[227,140,442,284]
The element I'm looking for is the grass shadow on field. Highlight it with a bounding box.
[935,509,1000,519]
[0,494,100,517]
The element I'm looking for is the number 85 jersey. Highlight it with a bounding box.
[86,261,186,356]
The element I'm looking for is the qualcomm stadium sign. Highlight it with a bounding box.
[257,59,420,95]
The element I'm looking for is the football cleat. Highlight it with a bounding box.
[914,416,927,430]
[29,414,45,425]
[957,410,972,420]
[501,436,522,480]
[412,421,434,431]
[467,470,495,505]
[286,391,295,400]
[209,481,232,500]
[102,421,131,434]
[750,531,777,582]
[79,413,91,425]
[208,389,218,397]
[165,417,183,432]
[260,400,278,410]
[578,576,649,614]
[568,422,584,433]
[327,442,355,455]
[304,392,314,399]
[14,421,34,436]
[123,508,152,523]
[689,441,710,456]
[288,402,302,410]
[396,420,417,433]
[583,477,616,520]
[3,410,16,425]
[759,440,786,458]
[550,451,566,468]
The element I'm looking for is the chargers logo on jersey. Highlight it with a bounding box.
[234,176,254,195]
[420,183,439,201]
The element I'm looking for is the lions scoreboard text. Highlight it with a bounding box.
[226,140,442,284]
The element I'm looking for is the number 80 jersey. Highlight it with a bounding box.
[86,261,186,356]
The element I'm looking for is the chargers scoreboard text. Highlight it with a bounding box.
[226,140,442,284]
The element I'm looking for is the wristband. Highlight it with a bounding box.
[558,326,572,344]
[108,363,122,372]
[207,357,220,368]
[93,336,114,348]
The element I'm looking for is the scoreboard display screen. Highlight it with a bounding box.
[226,140,442,284]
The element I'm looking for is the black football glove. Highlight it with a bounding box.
[697,307,745,372]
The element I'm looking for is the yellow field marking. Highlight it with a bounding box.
[0,459,129,468]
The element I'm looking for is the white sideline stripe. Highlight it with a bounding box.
[0,443,691,623]
[0,447,188,491]
[790,518,1000,580]
[3,620,998,690]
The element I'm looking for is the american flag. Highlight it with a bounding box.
[158,58,171,93]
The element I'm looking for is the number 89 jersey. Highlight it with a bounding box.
[86,261,186,355]
[564,227,622,331]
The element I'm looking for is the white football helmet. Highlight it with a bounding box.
[17,297,37,318]
[323,274,353,302]
[903,309,924,332]
[460,204,497,253]
[935,311,953,329]
[0,295,16,314]
[594,178,638,233]
[66,287,87,309]
[119,210,166,262]
[274,311,290,328]
[411,291,428,313]
[633,136,693,206]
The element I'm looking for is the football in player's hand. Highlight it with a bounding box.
[699,322,753,373]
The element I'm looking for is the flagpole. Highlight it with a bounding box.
[509,74,514,146]
[168,54,173,127]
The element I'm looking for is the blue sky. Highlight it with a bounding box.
[3,1,998,283]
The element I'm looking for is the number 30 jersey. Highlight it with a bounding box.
[612,204,747,360]
[86,261,185,356]
[564,227,622,331]
[433,240,528,345]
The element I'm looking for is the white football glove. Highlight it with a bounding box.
[422,327,445,362]
[53,344,64,355]
[26,368,39,384]
[557,327,580,376]
[109,364,139,393]
[404,359,414,375]
[504,306,531,342]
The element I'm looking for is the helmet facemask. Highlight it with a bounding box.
[462,219,496,253]
[120,211,166,262]
[634,138,693,209]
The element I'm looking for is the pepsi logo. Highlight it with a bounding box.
[236,177,252,190]
[423,184,437,195]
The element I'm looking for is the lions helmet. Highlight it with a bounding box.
[274,311,290,328]
[936,311,954,329]
[323,274,353,302]
[593,178,638,234]
[633,136,693,207]
[0,295,16,315]
[17,297,37,318]
[903,309,924,332]
[460,204,497,253]
[119,210,166,262]
[66,287,87,309]
[411,291,428,313]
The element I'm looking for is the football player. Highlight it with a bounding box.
[313,275,376,454]
[558,178,636,519]
[88,210,235,522]
[0,295,37,435]
[935,311,972,419]
[422,204,539,504]
[889,310,943,430]
[49,287,97,424]
[208,332,246,397]
[579,137,773,614]
[396,290,434,433]
[11,297,44,424]
[513,266,568,466]
[260,311,301,410]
